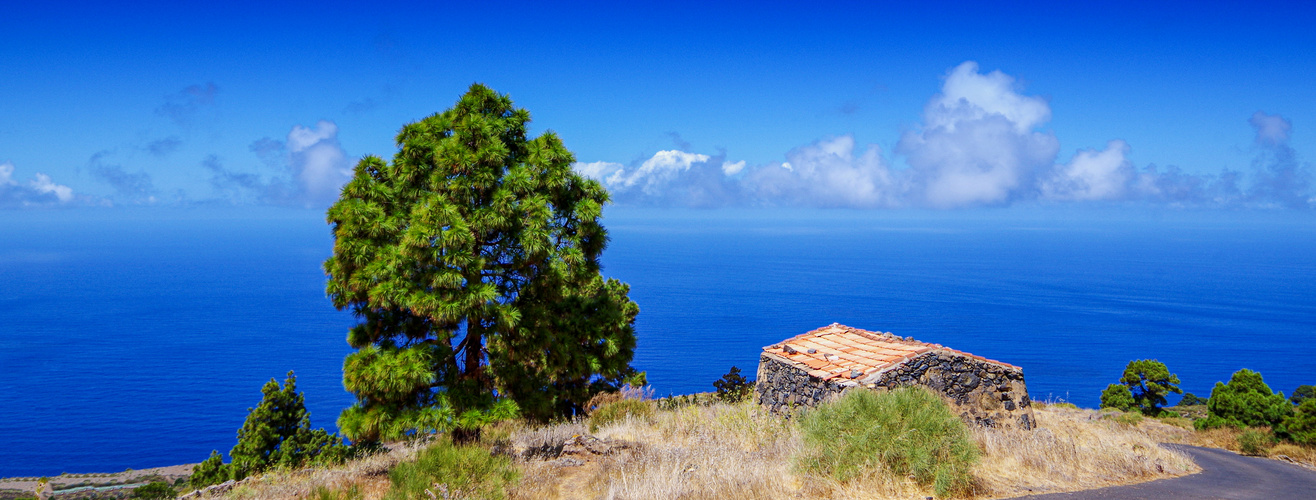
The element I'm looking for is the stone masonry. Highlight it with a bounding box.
[755,324,1035,430]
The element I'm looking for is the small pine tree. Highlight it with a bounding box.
[1204,368,1293,428]
[188,451,229,489]
[712,366,754,403]
[1279,399,1316,445]
[1100,383,1136,412]
[230,371,342,479]
[1291,385,1315,405]
[1178,392,1208,406]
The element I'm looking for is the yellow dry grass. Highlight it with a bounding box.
[208,401,1205,500]
[971,406,1198,498]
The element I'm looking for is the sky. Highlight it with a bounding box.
[2,1,1315,211]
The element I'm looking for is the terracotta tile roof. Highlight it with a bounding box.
[761,323,1019,382]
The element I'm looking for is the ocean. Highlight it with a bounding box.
[1,207,1314,477]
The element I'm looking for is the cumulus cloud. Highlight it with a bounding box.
[204,120,352,207]
[0,162,76,208]
[574,61,1313,210]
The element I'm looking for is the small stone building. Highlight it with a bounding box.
[756,323,1035,429]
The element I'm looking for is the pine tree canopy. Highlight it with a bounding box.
[325,84,640,442]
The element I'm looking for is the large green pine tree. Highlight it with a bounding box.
[325,84,639,442]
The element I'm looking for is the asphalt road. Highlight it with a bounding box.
[1007,445,1316,500]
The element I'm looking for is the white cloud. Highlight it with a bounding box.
[0,162,77,208]
[1041,140,1133,201]
[898,61,1059,207]
[721,160,746,175]
[745,135,897,208]
[288,120,352,205]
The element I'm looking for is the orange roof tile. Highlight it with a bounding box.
[762,323,1019,382]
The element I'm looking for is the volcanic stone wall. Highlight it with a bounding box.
[755,350,1035,430]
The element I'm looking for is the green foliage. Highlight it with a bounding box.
[1178,392,1208,406]
[1205,369,1293,428]
[796,387,979,498]
[229,371,346,480]
[385,440,519,500]
[1103,359,1182,414]
[1237,428,1275,456]
[1291,385,1315,405]
[588,399,655,433]
[132,481,176,500]
[1279,399,1316,445]
[1193,414,1239,431]
[189,450,230,489]
[1099,384,1135,412]
[325,84,640,438]
[712,366,754,403]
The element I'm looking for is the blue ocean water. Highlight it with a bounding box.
[1,208,1314,477]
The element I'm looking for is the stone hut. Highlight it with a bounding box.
[755,323,1034,429]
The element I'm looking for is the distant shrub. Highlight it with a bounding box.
[1279,399,1316,445]
[1100,360,1182,415]
[189,450,230,489]
[1193,414,1239,431]
[712,366,755,403]
[385,440,518,500]
[588,399,655,433]
[1237,428,1274,456]
[1179,392,1208,406]
[796,387,978,498]
[132,481,176,500]
[1291,385,1316,406]
[1206,369,1293,428]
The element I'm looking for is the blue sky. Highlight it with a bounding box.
[2,1,1314,210]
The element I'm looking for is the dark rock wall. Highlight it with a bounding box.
[755,350,1035,430]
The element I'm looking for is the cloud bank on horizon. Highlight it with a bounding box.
[575,62,1313,209]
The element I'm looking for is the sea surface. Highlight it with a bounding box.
[1,207,1314,477]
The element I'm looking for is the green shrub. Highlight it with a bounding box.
[588,399,654,433]
[1179,392,1208,406]
[385,440,518,500]
[1206,369,1293,428]
[1101,360,1182,415]
[796,387,978,498]
[1291,385,1315,405]
[1237,428,1274,456]
[1279,399,1316,445]
[1099,384,1135,412]
[132,481,176,500]
[188,450,230,489]
[1193,414,1239,431]
[713,366,755,403]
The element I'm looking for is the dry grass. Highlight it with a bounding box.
[197,441,428,500]
[205,401,1206,500]
[504,401,1198,500]
[972,406,1198,498]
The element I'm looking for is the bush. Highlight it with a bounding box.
[712,366,755,403]
[1292,385,1315,405]
[1206,369,1293,428]
[1279,399,1316,445]
[1109,411,1144,426]
[1178,393,1208,406]
[1099,384,1135,412]
[588,399,655,433]
[132,481,176,500]
[385,440,518,500]
[1193,414,1239,431]
[796,387,979,498]
[189,450,230,489]
[1237,428,1274,456]
[312,485,362,500]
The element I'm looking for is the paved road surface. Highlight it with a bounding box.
[1008,445,1316,500]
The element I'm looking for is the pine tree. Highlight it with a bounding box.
[326,84,640,442]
